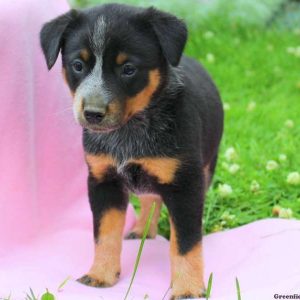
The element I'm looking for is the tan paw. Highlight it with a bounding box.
[77,272,120,288]
[170,290,205,300]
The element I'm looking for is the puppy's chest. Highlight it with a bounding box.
[86,154,180,192]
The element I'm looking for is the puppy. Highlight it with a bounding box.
[40,3,223,299]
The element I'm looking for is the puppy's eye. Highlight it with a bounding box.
[122,63,136,76]
[72,59,84,73]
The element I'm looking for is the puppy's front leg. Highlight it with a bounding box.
[160,165,205,299]
[78,155,128,287]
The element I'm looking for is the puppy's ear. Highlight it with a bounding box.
[141,7,188,66]
[40,10,77,70]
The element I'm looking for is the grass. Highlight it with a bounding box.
[72,0,300,237]
[206,273,213,300]
[123,203,156,300]
[185,12,300,235]
[236,278,242,300]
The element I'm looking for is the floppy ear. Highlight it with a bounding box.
[40,9,77,70]
[141,7,188,66]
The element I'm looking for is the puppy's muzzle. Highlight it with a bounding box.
[82,98,107,125]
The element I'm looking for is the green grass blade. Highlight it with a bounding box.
[161,284,172,300]
[236,277,242,300]
[29,288,38,300]
[123,202,156,300]
[206,273,213,299]
[57,276,71,292]
[2,293,12,300]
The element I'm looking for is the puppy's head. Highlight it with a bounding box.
[40,4,187,132]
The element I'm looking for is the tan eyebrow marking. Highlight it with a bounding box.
[116,52,128,65]
[80,49,90,62]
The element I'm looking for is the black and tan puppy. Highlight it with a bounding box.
[40,3,223,299]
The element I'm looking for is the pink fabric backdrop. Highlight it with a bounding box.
[0,1,300,299]
[0,0,135,255]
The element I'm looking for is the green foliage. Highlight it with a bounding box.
[57,276,71,292]
[25,289,38,300]
[71,0,300,238]
[40,290,54,300]
[236,277,242,300]
[206,273,213,299]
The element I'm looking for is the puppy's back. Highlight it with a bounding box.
[180,56,224,164]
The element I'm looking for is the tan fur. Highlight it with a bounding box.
[80,48,90,62]
[85,153,117,181]
[62,67,68,84]
[107,100,122,115]
[80,98,84,111]
[62,68,75,97]
[128,157,180,184]
[203,164,211,192]
[170,220,205,298]
[116,52,128,65]
[130,194,162,238]
[87,209,126,286]
[125,69,160,119]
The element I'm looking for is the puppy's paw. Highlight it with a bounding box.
[125,230,155,240]
[125,231,142,239]
[170,285,206,300]
[170,291,205,300]
[77,272,120,288]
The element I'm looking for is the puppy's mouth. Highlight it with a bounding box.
[78,119,122,134]
[85,125,120,133]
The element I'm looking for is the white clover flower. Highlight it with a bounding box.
[223,102,231,111]
[279,154,287,162]
[212,224,223,232]
[222,162,229,170]
[221,211,236,222]
[285,119,294,128]
[272,205,281,216]
[234,38,240,45]
[224,147,238,161]
[278,208,293,219]
[286,172,300,185]
[218,184,233,198]
[203,31,214,39]
[266,160,279,171]
[267,44,274,52]
[228,164,240,174]
[273,66,281,74]
[286,47,296,54]
[294,28,300,36]
[247,101,256,112]
[245,70,254,77]
[206,53,215,63]
[250,180,260,193]
[294,46,300,58]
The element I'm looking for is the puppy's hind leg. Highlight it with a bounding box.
[126,194,162,239]
[203,154,219,192]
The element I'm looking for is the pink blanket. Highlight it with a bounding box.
[1,1,299,299]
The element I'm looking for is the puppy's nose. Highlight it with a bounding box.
[84,109,105,124]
